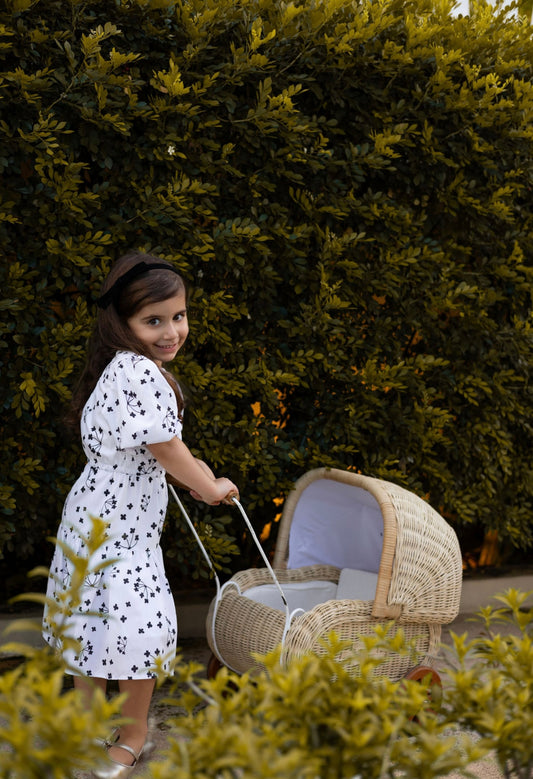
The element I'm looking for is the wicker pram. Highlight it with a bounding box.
[203,468,462,682]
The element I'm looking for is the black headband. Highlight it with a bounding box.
[97,261,182,309]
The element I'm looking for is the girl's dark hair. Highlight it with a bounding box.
[68,251,186,428]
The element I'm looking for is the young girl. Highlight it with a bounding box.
[42,252,239,778]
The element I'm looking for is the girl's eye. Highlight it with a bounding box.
[148,318,161,326]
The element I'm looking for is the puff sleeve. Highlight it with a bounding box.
[110,353,182,449]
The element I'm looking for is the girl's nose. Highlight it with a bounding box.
[163,321,178,339]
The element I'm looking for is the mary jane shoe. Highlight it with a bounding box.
[92,740,154,779]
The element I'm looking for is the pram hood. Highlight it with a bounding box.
[273,468,462,624]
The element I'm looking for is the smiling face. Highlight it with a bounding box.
[127,292,188,366]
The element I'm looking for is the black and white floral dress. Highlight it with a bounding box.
[43,351,180,679]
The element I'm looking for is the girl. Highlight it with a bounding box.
[42,252,239,778]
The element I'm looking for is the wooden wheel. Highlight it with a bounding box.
[402,665,443,718]
[403,665,441,686]
[207,651,224,679]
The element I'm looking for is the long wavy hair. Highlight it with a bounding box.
[68,251,187,428]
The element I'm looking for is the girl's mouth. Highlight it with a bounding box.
[156,343,178,351]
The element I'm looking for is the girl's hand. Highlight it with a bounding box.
[198,477,239,506]
[222,488,239,505]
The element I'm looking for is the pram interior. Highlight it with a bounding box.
[282,477,384,572]
[205,468,462,679]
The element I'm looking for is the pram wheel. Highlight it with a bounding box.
[207,652,224,679]
[403,664,441,687]
[403,665,442,717]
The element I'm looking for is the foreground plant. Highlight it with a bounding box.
[2,520,531,779]
[150,629,486,779]
[444,588,533,779]
[0,518,123,778]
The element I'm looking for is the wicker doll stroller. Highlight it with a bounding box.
[201,468,462,683]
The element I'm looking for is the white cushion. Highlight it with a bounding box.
[336,568,378,601]
[243,579,337,613]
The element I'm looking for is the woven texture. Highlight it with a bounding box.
[206,570,440,680]
[283,599,440,680]
[273,468,462,623]
[379,479,462,623]
[206,468,462,678]
[206,565,340,674]
[206,586,286,675]
[229,564,341,591]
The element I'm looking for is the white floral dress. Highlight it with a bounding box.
[43,351,180,679]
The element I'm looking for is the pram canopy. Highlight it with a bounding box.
[281,475,384,572]
[273,468,462,623]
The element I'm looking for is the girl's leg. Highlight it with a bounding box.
[107,678,156,766]
[73,674,107,706]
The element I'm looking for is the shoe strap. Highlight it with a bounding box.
[104,728,120,747]
[111,743,140,765]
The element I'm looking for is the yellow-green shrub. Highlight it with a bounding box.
[444,588,533,779]
[124,589,533,779]
[2,573,533,777]
[0,519,124,778]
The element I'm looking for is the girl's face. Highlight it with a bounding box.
[127,292,188,366]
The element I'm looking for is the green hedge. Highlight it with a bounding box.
[0,0,532,582]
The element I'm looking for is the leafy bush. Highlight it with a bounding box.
[4,583,533,777]
[0,518,124,778]
[155,634,485,779]
[0,654,121,779]
[103,587,533,779]
[0,0,532,581]
[444,588,533,779]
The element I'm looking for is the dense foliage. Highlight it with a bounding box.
[2,571,533,777]
[0,0,532,582]
[156,589,533,779]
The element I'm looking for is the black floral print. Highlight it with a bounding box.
[42,352,180,679]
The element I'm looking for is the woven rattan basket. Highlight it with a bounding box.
[205,468,462,680]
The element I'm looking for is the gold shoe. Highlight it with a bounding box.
[92,740,154,779]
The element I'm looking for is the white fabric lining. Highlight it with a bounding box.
[243,568,379,613]
[286,479,384,573]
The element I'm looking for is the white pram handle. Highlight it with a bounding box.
[168,485,299,672]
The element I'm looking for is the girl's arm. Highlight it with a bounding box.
[148,437,238,505]
[166,458,215,501]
